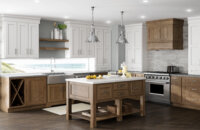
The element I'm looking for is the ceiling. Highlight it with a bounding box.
[0,0,200,24]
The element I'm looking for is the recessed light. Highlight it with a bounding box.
[140,15,146,19]
[64,16,70,19]
[34,0,40,4]
[106,20,112,24]
[143,0,149,3]
[186,9,192,13]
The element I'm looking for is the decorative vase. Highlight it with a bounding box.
[59,30,63,40]
[54,28,59,39]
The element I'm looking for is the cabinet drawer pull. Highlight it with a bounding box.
[191,88,197,91]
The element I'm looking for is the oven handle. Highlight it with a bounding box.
[145,81,170,84]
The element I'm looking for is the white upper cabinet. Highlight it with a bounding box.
[95,28,111,71]
[65,21,111,71]
[125,23,146,71]
[0,15,40,58]
[66,22,93,58]
[188,17,200,74]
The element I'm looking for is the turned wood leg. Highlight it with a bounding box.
[66,99,72,120]
[115,99,122,121]
[140,95,145,117]
[90,102,97,128]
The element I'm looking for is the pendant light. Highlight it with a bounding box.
[116,11,128,44]
[87,6,99,43]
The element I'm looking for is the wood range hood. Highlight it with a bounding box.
[146,18,184,50]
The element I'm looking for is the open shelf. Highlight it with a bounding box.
[40,38,69,42]
[70,111,117,122]
[10,79,25,107]
[40,47,69,51]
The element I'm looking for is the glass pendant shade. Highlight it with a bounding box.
[116,11,128,44]
[87,6,99,43]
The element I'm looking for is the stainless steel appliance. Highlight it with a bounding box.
[144,72,170,104]
[167,66,179,73]
[44,72,74,84]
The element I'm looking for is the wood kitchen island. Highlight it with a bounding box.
[66,77,146,128]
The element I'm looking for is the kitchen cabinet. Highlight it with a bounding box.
[147,18,184,50]
[0,15,40,58]
[0,76,47,112]
[170,76,200,110]
[125,23,146,71]
[95,28,111,71]
[188,16,200,75]
[171,76,182,104]
[26,77,46,106]
[66,22,96,58]
[65,21,111,71]
[47,84,66,106]
[182,77,200,108]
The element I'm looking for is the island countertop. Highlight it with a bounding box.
[65,77,146,84]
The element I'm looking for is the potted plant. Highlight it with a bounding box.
[58,24,67,40]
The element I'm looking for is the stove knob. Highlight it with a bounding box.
[160,77,162,79]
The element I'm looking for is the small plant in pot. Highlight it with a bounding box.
[58,24,67,40]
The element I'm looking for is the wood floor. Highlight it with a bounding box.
[0,102,199,130]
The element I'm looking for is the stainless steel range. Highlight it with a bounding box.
[144,72,170,104]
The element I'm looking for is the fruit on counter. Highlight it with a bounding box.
[126,72,132,78]
[85,75,97,79]
[118,69,122,73]
[97,75,103,79]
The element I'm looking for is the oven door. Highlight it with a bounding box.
[146,81,170,104]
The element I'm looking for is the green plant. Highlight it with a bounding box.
[58,24,67,30]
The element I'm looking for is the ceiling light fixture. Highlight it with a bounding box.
[64,16,70,19]
[116,11,128,44]
[87,6,99,43]
[143,0,149,3]
[186,9,192,13]
[34,0,40,4]
[106,20,112,24]
[140,15,146,19]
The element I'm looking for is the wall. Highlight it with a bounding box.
[111,25,125,71]
[39,20,66,58]
[145,23,188,73]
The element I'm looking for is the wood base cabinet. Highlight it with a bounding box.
[47,84,66,107]
[0,76,47,112]
[171,76,200,110]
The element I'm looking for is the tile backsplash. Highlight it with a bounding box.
[145,24,188,73]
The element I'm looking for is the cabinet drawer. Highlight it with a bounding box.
[113,90,129,98]
[182,77,200,85]
[113,82,129,90]
[130,81,143,95]
[97,84,113,100]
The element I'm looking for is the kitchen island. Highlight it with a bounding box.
[66,77,146,128]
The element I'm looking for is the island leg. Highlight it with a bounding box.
[140,95,145,117]
[115,99,122,121]
[90,102,97,128]
[66,82,72,120]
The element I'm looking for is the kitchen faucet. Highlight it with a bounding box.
[50,57,56,73]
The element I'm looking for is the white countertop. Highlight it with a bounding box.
[65,77,146,84]
[0,73,47,78]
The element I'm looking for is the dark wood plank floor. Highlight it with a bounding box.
[0,102,200,130]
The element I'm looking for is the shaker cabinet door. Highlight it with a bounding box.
[25,77,46,106]
[28,24,39,58]
[4,21,18,58]
[18,23,29,57]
